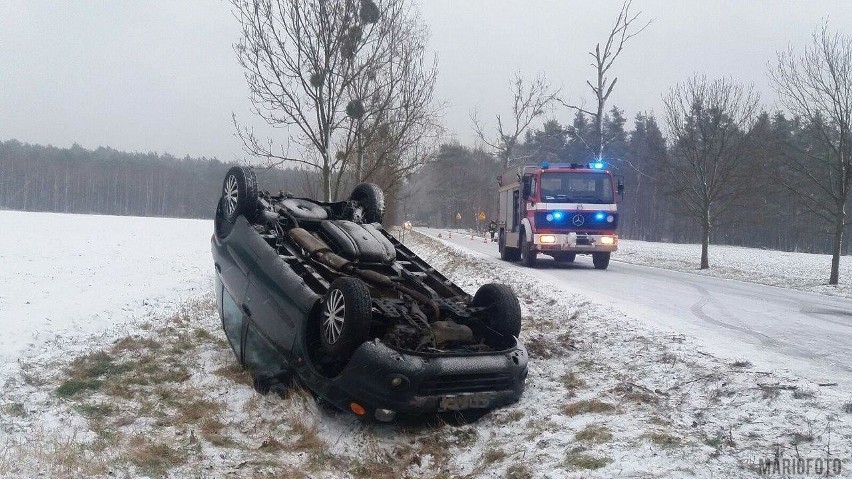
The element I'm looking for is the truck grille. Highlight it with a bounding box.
[418,373,515,395]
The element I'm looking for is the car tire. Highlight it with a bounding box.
[519,232,536,267]
[472,283,522,346]
[320,277,372,365]
[221,166,259,224]
[593,252,611,270]
[350,183,385,224]
[565,253,576,263]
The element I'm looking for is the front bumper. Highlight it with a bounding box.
[306,340,528,418]
[533,233,618,252]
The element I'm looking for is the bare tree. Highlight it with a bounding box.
[769,24,852,285]
[472,73,558,170]
[561,0,650,161]
[662,75,760,269]
[232,0,438,201]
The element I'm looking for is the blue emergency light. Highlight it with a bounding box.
[589,161,604,169]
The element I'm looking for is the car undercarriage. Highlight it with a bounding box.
[213,166,527,419]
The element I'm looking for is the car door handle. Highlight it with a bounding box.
[242,304,251,317]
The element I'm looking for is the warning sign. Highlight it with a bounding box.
[477,211,486,220]
[455,212,462,220]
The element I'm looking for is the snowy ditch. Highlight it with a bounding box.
[0,220,850,478]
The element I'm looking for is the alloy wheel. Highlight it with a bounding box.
[322,289,346,345]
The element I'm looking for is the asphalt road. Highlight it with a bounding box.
[420,229,852,386]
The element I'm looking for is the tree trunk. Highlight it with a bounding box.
[322,158,331,202]
[829,202,845,285]
[701,210,711,270]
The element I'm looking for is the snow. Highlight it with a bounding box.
[1,214,851,477]
[617,239,852,299]
[0,210,214,363]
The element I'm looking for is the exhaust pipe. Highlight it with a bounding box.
[288,227,439,321]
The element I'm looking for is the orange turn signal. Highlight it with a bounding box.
[350,402,366,416]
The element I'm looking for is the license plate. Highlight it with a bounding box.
[439,393,493,411]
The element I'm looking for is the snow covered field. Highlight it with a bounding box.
[1,213,851,478]
[617,239,852,298]
[0,210,213,363]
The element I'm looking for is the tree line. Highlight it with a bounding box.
[409,106,852,258]
[0,140,315,218]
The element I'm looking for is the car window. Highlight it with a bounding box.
[221,283,243,360]
[244,323,286,374]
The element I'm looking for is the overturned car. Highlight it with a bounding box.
[212,167,528,421]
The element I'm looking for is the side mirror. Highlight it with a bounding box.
[521,177,532,199]
[617,179,625,197]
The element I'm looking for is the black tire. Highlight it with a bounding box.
[350,183,385,224]
[499,230,520,261]
[565,252,576,263]
[593,252,611,270]
[519,232,536,267]
[472,283,522,347]
[221,166,259,224]
[319,277,372,365]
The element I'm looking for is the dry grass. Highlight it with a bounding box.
[562,399,616,417]
[564,450,612,470]
[213,363,253,387]
[646,431,683,448]
[506,463,533,479]
[482,446,508,464]
[127,435,187,477]
[0,430,111,478]
[575,424,613,444]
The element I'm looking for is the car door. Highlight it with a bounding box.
[242,274,293,375]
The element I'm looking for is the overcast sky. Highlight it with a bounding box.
[1,1,850,161]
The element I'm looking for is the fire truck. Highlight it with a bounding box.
[497,161,624,269]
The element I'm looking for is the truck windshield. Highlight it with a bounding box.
[539,172,613,203]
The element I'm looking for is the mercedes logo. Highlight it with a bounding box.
[572,214,585,226]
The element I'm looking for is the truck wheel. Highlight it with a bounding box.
[519,232,536,267]
[564,253,576,263]
[350,183,385,224]
[320,277,372,366]
[498,230,508,260]
[593,252,611,270]
[472,283,522,347]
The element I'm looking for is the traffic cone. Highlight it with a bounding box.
[448,231,452,238]
[483,236,488,243]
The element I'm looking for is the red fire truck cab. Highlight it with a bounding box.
[497,161,624,269]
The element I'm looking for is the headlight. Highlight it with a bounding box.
[600,236,615,245]
[540,235,557,244]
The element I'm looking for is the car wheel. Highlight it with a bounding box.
[221,166,259,224]
[593,252,611,270]
[472,283,522,347]
[320,277,372,365]
[350,183,385,224]
[519,232,536,267]
[565,252,576,263]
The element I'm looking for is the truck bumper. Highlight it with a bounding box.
[533,233,618,253]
